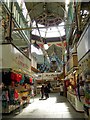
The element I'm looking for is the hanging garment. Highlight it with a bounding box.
[11,72,22,82]
[20,75,25,84]
[15,74,22,82]
[29,77,32,84]
[5,91,9,102]
[11,72,16,81]
[24,75,30,84]
[2,91,7,101]
[14,89,19,100]
[11,81,15,87]
[9,88,15,105]
[2,71,12,85]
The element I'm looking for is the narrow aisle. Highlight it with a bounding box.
[3,93,85,119]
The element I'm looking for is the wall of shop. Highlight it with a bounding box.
[77,21,90,119]
[77,23,90,61]
[1,43,31,74]
[31,55,37,69]
[1,43,34,114]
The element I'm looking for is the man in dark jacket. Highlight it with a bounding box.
[44,84,49,99]
[41,84,44,99]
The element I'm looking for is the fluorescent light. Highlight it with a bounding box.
[65,50,67,54]
[31,45,43,55]
[44,44,49,50]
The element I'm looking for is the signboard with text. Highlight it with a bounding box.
[36,72,61,80]
[1,44,31,73]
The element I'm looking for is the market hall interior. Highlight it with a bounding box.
[0,1,90,120]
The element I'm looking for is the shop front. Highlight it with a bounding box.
[65,51,84,112]
[1,43,33,113]
[77,22,90,119]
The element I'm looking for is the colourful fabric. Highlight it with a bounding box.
[14,90,19,100]
[11,72,16,81]
[11,72,22,82]
[20,75,25,84]
[16,74,22,82]
[30,77,32,83]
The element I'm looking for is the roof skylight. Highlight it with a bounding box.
[32,21,65,38]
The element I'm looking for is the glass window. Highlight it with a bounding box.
[32,21,65,38]
[7,0,9,8]
[13,6,16,19]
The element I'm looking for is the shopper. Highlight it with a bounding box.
[40,84,45,99]
[47,82,52,93]
[44,83,49,99]
[60,83,64,96]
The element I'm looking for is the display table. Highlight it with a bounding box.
[67,91,84,112]
[52,87,60,93]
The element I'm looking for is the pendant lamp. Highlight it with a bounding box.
[44,39,49,50]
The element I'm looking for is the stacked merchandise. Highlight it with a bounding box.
[2,69,33,113]
[76,74,90,116]
[83,72,90,119]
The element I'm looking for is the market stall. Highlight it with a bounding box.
[1,43,33,113]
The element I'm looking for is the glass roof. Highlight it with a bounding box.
[31,45,43,55]
[32,21,65,38]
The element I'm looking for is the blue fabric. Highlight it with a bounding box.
[20,75,25,84]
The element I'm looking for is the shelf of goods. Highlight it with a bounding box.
[67,91,84,112]
[1,43,32,113]
[77,22,90,119]
[2,71,34,114]
[83,78,90,119]
[2,82,31,113]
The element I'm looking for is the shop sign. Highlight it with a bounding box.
[2,44,31,73]
[36,72,61,80]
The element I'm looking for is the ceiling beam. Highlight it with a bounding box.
[26,3,43,14]
[13,23,75,31]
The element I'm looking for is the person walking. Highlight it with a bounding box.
[44,83,49,99]
[47,82,52,93]
[60,83,64,96]
[40,84,44,99]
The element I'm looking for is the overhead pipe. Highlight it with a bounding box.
[74,1,79,39]
[9,1,13,42]
[13,23,75,31]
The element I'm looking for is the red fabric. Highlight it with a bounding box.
[11,81,15,87]
[16,74,22,82]
[30,77,32,83]
[11,73,16,80]
[11,72,22,82]
[14,90,19,99]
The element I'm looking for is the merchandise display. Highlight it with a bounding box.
[2,69,33,113]
[83,72,90,118]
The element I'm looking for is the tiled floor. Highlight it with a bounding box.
[2,93,86,119]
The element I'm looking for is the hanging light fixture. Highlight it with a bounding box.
[44,39,49,50]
